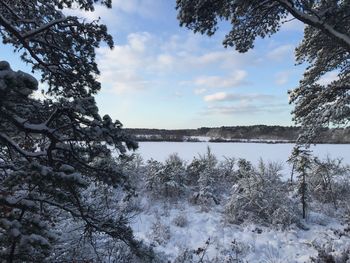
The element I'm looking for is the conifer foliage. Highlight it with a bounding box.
[0,1,144,262]
[176,0,350,142]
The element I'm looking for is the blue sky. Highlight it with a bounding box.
[1,1,316,129]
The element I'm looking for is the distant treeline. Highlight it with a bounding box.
[125,125,350,144]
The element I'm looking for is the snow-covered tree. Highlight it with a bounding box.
[0,1,154,261]
[225,159,299,227]
[145,154,186,199]
[289,147,312,219]
[191,147,220,207]
[308,156,350,209]
[176,0,350,142]
[0,0,113,97]
[0,61,146,262]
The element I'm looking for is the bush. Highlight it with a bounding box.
[225,160,300,227]
[310,245,350,263]
[145,154,187,200]
[151,218,171,245]
[190,147,220,209]
[173,213,189,228]
[308,157,350,209]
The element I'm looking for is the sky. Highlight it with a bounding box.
[0,1,316,129]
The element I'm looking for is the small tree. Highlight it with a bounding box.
[145,154,186,199]
[225,159,299,227]
[290,147,312,219]
[309,156,350,209]
[191,147,220,207]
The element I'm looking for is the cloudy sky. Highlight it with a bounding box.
[1,1,312,129]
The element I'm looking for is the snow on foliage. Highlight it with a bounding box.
[0,62,152,262]
[128,150,350,262]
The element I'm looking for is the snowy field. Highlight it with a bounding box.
[136,142,350,163]
[128,142,350,262]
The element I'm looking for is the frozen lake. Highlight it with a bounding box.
[135,142,350,178]
[136,142,350,163]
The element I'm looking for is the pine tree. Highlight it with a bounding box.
[192,147,220,207]
[0,1,154,261]
[145,154,186,199]
[290,147,312,219]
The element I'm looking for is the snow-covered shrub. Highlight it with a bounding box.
[190,147,220,209]
[260,245,289,263]
[218,157,236,183]
[225,160,299,227]
[235,158,254,179]
[151,217,171,245]
[117,153,145,189]
[186,157,205,186]
[309,157,350,209]
[220,239,248,263]
[310,244,350,263]
[173,213,189,228]
[173,248,195,263]
[49,183,142,262]
[145,154,187,200]
[145,159,164,193]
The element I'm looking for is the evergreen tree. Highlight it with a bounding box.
[290,147,312,219]
[192,147,220,207]
[145,154,186,199]
[0,1,153,261]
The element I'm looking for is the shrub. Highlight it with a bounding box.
[225,160,300,227]
[151,218,171,245]
[190,147,220,209]
[145,154,187,199]
[308,157,350,209]
[173,213,189,228]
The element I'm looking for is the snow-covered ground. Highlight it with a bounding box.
[131,199,350,262]
[129,142,350,262]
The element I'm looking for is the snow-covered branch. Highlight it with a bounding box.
[0,133,46,158]
[276,0,350,50]
[22,17,68,39]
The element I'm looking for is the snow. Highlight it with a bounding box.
[130,199,350,262]
[136,142,350,164]
[128,142,350,262]
[184,136,211,142]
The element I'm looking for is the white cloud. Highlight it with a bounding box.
[267,44,294,61]
[111,0,163,17]
[194,88,207,95]
[157,54,174,68]
[159,34,260,70]
[203,102,289,115]
[204,92,228,102]
[174,91,183,98]
[193,70,248,89]
[102,69,149,94]
[275,71,290,85]
[204,92,274,102]
[97,32,153,93]
[97,32,255,94]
